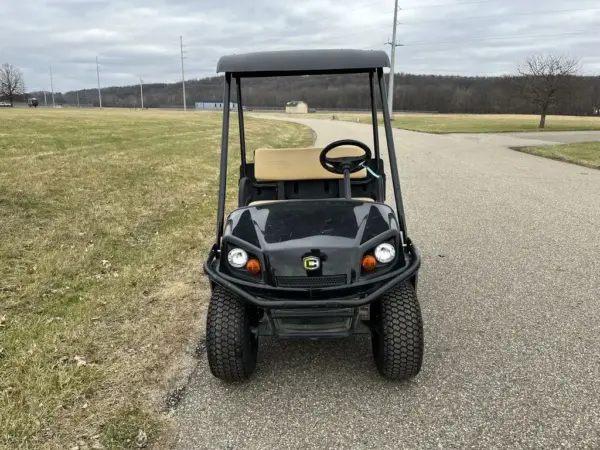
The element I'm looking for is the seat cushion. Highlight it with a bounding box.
[254,146,368,182]
[249,198,374,206]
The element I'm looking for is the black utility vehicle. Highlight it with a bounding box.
[204,49,423,382]
[28,98,39,107]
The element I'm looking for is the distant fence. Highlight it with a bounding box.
[244,106,440,114]
[6,102,439,114]
[8,102,96,108]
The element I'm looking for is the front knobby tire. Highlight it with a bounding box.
[206,285,259,382]
[371,281,424,381]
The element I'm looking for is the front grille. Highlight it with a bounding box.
[276,274,347,288]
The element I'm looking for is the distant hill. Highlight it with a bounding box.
[28,72,600,116]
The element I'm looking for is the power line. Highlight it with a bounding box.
[400,0,516,10]
[402,0,597,9]
[297,0,596,28]
[403,29,600,46]
[401,6,600,25]
[322,3,600,50]
[308,0,500,22]
[290,0,382,24]
[354,5,600,35]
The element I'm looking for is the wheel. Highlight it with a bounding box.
[205,284,259,381]
[371,281,424,380]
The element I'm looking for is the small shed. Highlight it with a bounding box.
[285,101,308,114]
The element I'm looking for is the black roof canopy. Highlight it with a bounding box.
[216,49,390,77]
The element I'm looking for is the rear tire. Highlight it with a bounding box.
[206,285,259,382]
[371,281,424,381]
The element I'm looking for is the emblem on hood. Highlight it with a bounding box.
[303,256,320,271]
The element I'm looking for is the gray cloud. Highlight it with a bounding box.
[1,0,598,92]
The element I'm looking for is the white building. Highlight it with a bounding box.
[195,101,238,111]
[285,101,308,114]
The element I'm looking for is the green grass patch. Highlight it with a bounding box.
[0,108,313,449]
[512,141,600,169]
[100,406,161,450]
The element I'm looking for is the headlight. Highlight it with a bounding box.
[374,243,395,264]
[227,248,248,268]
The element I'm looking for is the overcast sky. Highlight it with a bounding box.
[1,0,599,92]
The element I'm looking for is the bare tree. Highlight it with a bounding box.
[517,53,580,129]
[0,63,26,106]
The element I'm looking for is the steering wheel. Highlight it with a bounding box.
[319,139,372,175]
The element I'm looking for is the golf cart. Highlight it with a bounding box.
[28,98,39,107]
[204,49,423,382]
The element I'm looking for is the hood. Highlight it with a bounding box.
[223,200,400,282]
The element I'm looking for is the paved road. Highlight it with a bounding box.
[434,131,600,149]
[176,120,600,449]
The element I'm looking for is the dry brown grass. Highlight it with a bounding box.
[0,108,313,449]
[260,112,600,133]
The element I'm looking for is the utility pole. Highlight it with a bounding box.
[180,36,186,111]
[140,77,144,109]
[385,0,402,120]
[49,66,55,107]
[96,56,102,108]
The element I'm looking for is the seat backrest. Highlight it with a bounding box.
[254,146,367,181]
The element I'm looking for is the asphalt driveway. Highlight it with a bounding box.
[175,119,600,450]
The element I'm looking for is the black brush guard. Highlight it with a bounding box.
[203,242,420,310]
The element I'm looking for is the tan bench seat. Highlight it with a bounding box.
[254,146,368,181]
[247,146,376,205]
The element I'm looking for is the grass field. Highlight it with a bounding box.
[264,112,600,133]
[0,108,313,449]
[512,141,600,170]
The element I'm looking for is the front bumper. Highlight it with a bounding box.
[203,243,421,309]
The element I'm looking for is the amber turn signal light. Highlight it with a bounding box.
[361,255,377,271]
[246,258,261,274]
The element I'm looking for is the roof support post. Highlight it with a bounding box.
[369,71,381,171]
[215,73,232,247]
[235,76,247,177]
[377,68,407,233]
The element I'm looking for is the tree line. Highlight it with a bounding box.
[30,70,600,120]
[5,53,600,128]
[28,72,600,115]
